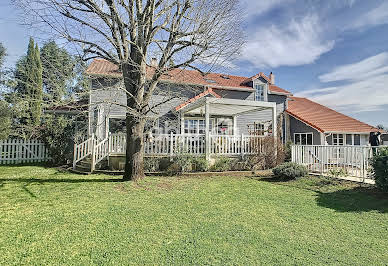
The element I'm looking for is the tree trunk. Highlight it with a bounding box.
[121,60,147,181]
[123,116,145,181]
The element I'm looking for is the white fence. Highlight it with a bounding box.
[0,139,50,164]
[291,145,387,181]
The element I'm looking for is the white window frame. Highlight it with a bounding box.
[335,133,361,146]
[254,82,267,102]
[332,133,344,146]
[294,133,313,145]
[184,117,215,135]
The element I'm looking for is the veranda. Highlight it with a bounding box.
[74,98,278,171]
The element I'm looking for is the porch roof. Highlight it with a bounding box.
[177,97,276,117]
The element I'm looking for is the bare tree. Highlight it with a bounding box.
[15,0,243,180]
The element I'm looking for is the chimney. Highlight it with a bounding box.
[151,58,157,67]
[270,72,275,84]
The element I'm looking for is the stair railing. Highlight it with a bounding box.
[73,134,95,169]
[91,136,110,172]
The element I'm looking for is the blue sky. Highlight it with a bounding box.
[1,0,388,126]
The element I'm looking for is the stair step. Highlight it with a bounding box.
[75,164,91,172]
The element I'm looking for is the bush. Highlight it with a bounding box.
[370,147,388,192]
[210,156,231,172]
[192,156,209,172]
[167,153,193,175]
[248,136,285,170]
[272,162,308,180]
[144,157,160,172]
[40,113,87,166]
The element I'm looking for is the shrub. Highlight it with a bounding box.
[40,114,76,165]
[192,156,209,172]
[210,156,231,172]
[241,137,286,171]
[272,162,308,180]
[328,168,348,178]
[144,157,160,172]
[167,153,193,175]
[370,147,388,192]
[284,141,292,162]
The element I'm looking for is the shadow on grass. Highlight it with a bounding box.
[0,178,122,184]
[315,187,388,213]
[256,176,388,213]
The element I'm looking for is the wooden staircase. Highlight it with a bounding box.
[73,155,108,174]
[73,134,110,174]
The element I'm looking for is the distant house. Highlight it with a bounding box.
[84,59,378,147]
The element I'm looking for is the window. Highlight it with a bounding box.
[216,118,233,135]
[255,83,265,101]
[294,133,313,145]
[333,134,344,146]
[247,122,265,136]
[184,118,214,134]
[354,134,361,145]
[346,134,353,145]
[184,117,234,135]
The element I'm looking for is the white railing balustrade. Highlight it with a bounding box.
[73,133,268,171]
[291,145,387,180]
[73,136,94,168]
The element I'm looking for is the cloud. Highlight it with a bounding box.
[318,52,388,82]
[241,14,334,68]
[298,53,388,113]
[240,0,294,18]
[349,1,388,29]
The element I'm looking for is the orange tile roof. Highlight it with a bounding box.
[175,88,221,111]
[269,85,292,95]
[86,59,291,94]
[286,97,377,133]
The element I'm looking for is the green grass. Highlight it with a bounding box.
[1,166,388,265]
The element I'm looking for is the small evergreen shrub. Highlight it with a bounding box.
[272,162,308,180]
[210,156,231,172]
[370,147,388,192]
[192,156,209,172]
[167,153,193,175]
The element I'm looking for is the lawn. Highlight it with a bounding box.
[1,166,388,265]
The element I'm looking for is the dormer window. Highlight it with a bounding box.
[255,83,265,101]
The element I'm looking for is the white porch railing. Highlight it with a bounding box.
[109,133,266,156]
[73,133,268,171]
[291,145,386,181]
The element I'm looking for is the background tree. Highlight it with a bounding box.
[11,38,43,137]
[18,0,243,180]
[0,43,6,85]
[0,43,6,69]
[40,41,75,102]
[376,124,386,131]
[0,100,12,140]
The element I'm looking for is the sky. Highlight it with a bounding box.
[1,0,388,127]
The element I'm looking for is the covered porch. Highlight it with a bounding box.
[74,98,278,171]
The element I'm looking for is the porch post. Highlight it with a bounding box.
[180,113,185,134]
[233,115,238,136]
[272,105,277,157]
[205,99,210,160]
[272,105,277,139]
